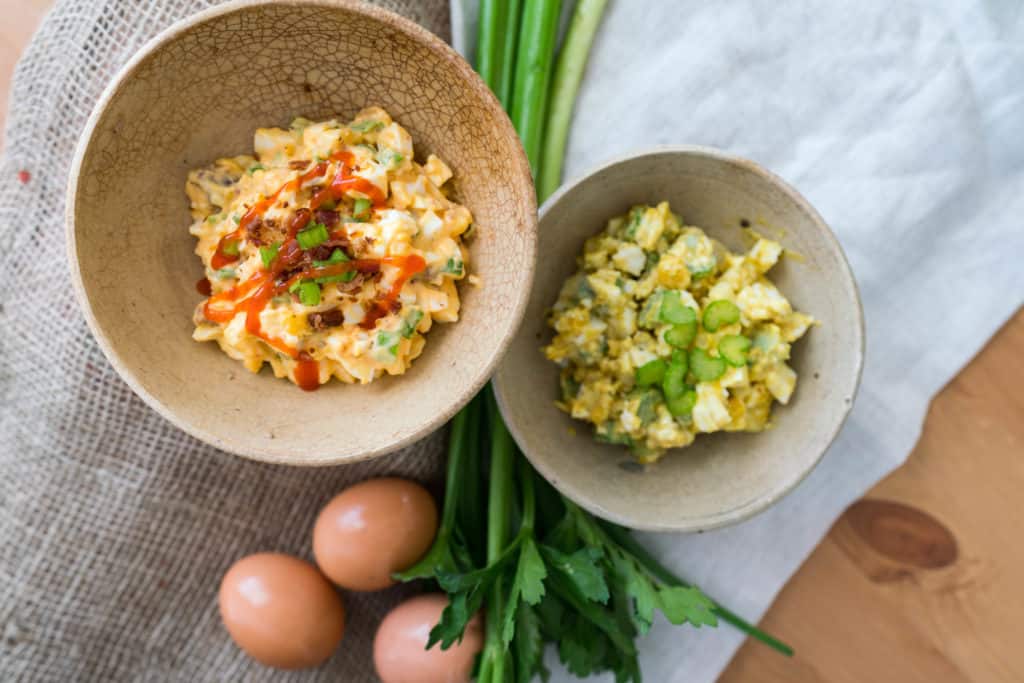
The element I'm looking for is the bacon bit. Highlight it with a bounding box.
[17,170,30,184]
[289,160,311,170]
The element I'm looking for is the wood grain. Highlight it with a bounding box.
[3,4,1022,681]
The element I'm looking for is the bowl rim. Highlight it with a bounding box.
[65,0,536,467]
[494,144,865,532]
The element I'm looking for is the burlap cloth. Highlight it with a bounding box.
[0,1,451,680]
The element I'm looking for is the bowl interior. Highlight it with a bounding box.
[493,148,862,531]
[68,0,535,465]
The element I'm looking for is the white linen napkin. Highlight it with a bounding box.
[453,0,1024,679]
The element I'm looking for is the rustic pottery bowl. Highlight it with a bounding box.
[493,147,863,532]
[67,0,536,465]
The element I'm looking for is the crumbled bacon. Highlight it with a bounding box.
[308,309,345,330]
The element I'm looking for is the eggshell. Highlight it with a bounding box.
[374,594,483,683]
[313,477,438,591]
[218,553,345,669]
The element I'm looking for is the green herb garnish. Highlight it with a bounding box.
[441,257,465,277]
[296,222,329,250]
[312,248,349,267]
[297,281,320,306]
[401,310,424,338]
[215,268,235,280]
[220,239,240,256]
[350,119,385,133]
[259,244,279,268]
[352,198,372,221]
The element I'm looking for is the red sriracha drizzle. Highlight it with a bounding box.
[200,150,420,391]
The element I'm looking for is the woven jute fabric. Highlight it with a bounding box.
[0,1,450,680]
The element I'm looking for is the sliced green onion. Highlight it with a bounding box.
[635,359,667,387]
[377,330,400,356]
[296,222,329,249]
[313,248,349,267]
[401,309,424,338]
[441,257,465,276]
[259,243,280,268]
[703,300,740,331]
[690,348,726,382]
[215,268,236,280]
[352,198,372,221]
[350,120,385,133]
[247,164,264,174]
[297,281,321,306]
[537,0,609,200]
[659,291,697,325]
[666,388,697,417]
[376,148,405,169]
[510,0,563,173]
[665,321,698,348]
[315,271,357,285]
[662,360,688,399]
[232,214,241,225]
[719,335,752,367]
[206,213,222,224]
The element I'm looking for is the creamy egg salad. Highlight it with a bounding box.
[188,108,472,390]
[544,202,813,463]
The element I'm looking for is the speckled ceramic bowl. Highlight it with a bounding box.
[493,147,863,532]
[67,0,536,465]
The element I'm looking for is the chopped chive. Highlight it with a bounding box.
[247,164,264,175]
[315,271,357,285]
[206,213,222,224]
[259,243,280,268]
[635,359,666,387]
[441,257,465,276]
[376,330,400,356]
[231,214,240,225]
[690,348,726,382]
[313,248,350,267]
[659,291,697,325]
[376,148,405,168]
[215,268,236,280]
[719,335,752,366]
[221,239,240,256]
[297,281,321,306]
[352,198,372,221]
[401,309,424,338]
[350,120,385,133]
[296,222,329,249]
[288,280,302,293]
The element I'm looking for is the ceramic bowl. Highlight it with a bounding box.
[67,0,536,465]
[493,147,863,532]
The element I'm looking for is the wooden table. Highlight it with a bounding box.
[5,5,1022,681]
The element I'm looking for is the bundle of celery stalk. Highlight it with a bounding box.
[397,2,793,680]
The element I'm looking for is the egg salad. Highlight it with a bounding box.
[188,108,472,390]
[544,202,813,463]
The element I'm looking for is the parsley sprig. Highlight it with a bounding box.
[395,389,792,683]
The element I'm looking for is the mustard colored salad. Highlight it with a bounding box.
[544,202,814,463]
[188,108,472,390]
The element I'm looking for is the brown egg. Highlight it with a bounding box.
[218,553,345,669]
[374,594,483,683]
[313,477,438,591]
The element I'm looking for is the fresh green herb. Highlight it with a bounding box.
[690,348,726,382]
[352,198,373,221]
[376,148,405,169]
[231,214,241,225]
[703,299,740,331]
[510,0,563,174]
[659,291,696,325]
[634,359,666,387]
[537,0,609,199]
[376,330,400,357]
[315,271,357,285]
[350,119,385,133]
[259,244,279,268]
[719,335,752,366]
[221,239,240,256]
[206,213,221,224]
[441,257,465,277]
[401,310,424,338]
[247,164,264,174]
[312,248,349,267]
[297,281,320,306]
[296,222,329,249]
[215,268,235,280]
